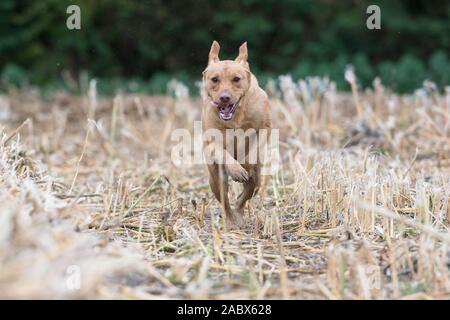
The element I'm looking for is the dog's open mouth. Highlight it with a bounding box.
[211,99,240,121]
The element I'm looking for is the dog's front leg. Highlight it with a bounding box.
[205,141,249,182]
[207,163,231,217]
[224,157,249,183]
[207,163,245,227]
[205,142,246,227]
[235,165,260,217]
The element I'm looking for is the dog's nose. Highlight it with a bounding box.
[219,93,231,104]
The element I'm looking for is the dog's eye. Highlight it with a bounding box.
[233,77,241,82]
[211,77,219,83]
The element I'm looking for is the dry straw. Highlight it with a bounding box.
[0,74,449,299]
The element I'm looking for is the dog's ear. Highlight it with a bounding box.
[208,40,220,64]
[235,42,248,64]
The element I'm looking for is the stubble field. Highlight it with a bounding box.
[0,75,449,299]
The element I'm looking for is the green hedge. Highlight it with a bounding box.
[1,0,449,94]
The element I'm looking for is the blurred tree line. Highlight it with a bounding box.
[0,0,449,94]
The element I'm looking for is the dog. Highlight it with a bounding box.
[201,41,271,228]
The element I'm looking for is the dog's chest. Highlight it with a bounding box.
[224,127,258,159]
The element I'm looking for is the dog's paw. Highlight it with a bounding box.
[225,163,249,182]
[226,211,245,230]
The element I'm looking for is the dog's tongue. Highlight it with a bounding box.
[219,104,232,116]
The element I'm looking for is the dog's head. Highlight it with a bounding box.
[203,41,251,121]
